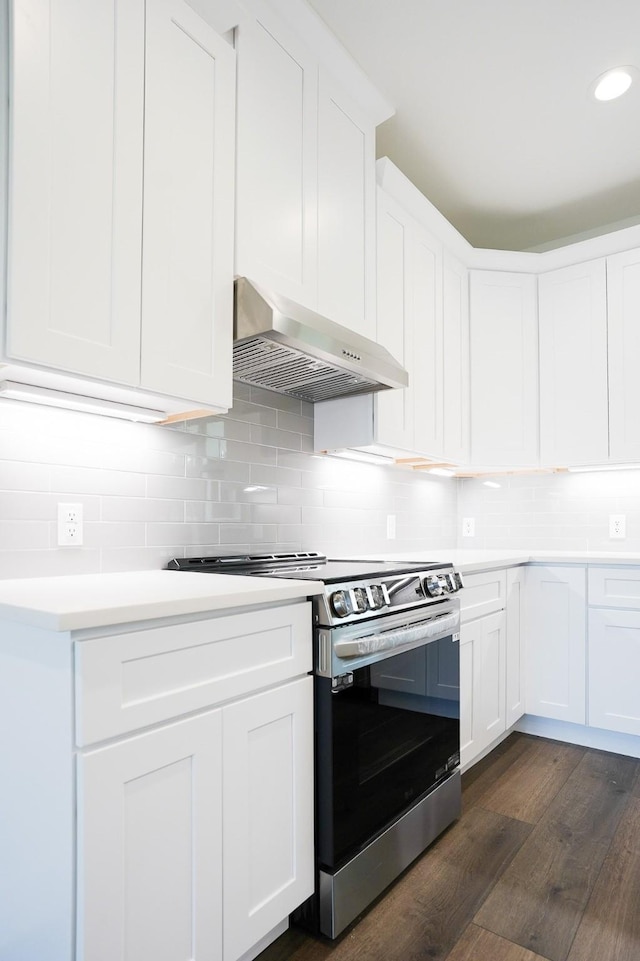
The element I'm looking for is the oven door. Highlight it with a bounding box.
[315,610,460,871]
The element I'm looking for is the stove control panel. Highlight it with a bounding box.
[423,570,463,598]
[326,568,463,622]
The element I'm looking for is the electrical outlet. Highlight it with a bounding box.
[462,517,475,538]
[58,503,83,547]
[609,514,626,539]
[386,514,396,539]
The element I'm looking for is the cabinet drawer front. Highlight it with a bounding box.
[460,570,507,620]
[588,567,640,609]
[76,603,311,745]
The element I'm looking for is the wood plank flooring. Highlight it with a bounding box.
[256,734,640,961]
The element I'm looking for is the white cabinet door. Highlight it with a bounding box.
[607,246,640,463]
[469,270,538,467]
[538,259,608,466]
[376,189,443,457]
[412,223,444,456]
[317,70,376,338]
[222,677,314,961]
[235,8,318,307]
[376,189,413,450]
[8,0,144,384]
[589,608,640,736]
[442,251,469,465]
[140,0,234,408]
[77,711,223,961]
[460,610,506,768]
[506,567,525,728]
[526,565,586,723]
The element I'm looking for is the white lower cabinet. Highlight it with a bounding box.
[525,566,586,724]
[222,678,314,961]
[588,609,640,737]
[78,711,224,961]
[79,676,313,961]
[459,566,525,769]
[505,566,526,728]
[460,609,506,768]
[588,566,640,737]
[459,570,508,768]
[0,601,313,961]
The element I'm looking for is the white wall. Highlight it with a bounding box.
[458,470,640,551]
[0,383,457,579]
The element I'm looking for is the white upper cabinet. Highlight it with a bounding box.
[6,0,236,413]
[607,246,640,463]
[234,0,389,333]
[314,162,469,464]
[376,188,443,457]
[8,0,145,385]
[140,0,235,407]
[375,190,414,451]
[317,70,377,338]
[442,252,469,465]
[235,7,318,307]
[538,259,608,467]
[469,270,538,467]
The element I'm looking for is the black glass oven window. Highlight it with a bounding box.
[315,636,460,870]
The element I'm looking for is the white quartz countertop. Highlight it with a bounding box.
[0,570,323,633]
[3,550,640,632]
[348,549,640,574]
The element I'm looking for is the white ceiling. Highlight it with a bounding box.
[307,0,640,251]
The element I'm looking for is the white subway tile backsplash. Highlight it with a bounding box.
[0,548,101,579]
[0,462,51,491]
[220,439,278,466]
[84,522,147,549]
[218,482,278,504]
[146,523,220,547]
[248,504,302,525]
[249,385,300,412]
[1,520,50,550]
[101,547,181,573]
[184,418,253,443]
[250,425,302,451]
[276,410,313,435]
[185,502,249,523]
[101,497,183,523]
[215,399,278,428]
[0,491,76,521]
[219,524,278,545]
[51,466,147,497]
[146,475,215,501]
[250,464,302,488]
[185,455,250,482]
[277,486,323,507]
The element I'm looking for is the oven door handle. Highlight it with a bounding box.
[333,611,460,659]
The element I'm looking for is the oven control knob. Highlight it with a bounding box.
[330,590,353,618]
[424,574,444,597]
[368,584,386,609]
[352,587,369,613]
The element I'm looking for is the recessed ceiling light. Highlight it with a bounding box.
[591,66,637,102]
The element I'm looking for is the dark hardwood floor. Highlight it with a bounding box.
[256,733,640,961]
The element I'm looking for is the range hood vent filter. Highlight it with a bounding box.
[232,278,408,402]
[233,336,381,403]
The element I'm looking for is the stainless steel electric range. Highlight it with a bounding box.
[167,551,464,938]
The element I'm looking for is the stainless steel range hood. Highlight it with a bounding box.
[233,278,408,403]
